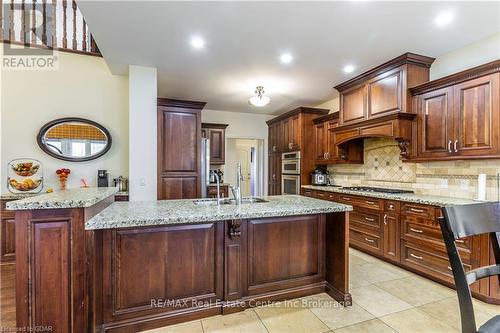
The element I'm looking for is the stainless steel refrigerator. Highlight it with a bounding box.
[200,138,210,198]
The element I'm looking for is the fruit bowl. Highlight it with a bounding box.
[10,162,40,177]
[9,178,42,192]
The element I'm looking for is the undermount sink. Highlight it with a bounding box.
[193,197,268,206]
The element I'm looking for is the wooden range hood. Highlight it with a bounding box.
[331,53,435,159]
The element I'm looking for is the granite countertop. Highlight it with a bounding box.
[302,185,478,207]
[6,187,118,210]
[86,195,352,230]
[1,192,40,201]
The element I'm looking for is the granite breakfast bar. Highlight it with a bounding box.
[7,191,352,333]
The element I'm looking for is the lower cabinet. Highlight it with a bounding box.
[0,200,16,263]
[301,188,499,304]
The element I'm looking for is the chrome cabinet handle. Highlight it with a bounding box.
[383,214,388,225]
[324,153,327,160]
[364,237,375,243]
[326,152,330,159]
[272,145,277,152]
[366,201,376,205]
[410,253,423,260]
[365,217,375,222]
[455,239,465,244]
[454,140,458,153]
[448,266,452,271]
[448,140,452,153]
[289,142,293,150]
[410,227,423,233]
[342,197,351,201]
[410,208,424,213]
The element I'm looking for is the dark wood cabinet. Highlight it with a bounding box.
[268,153,281,195]
[336,53,434,127]
[157,98,205,199]
[411,61,500,161]
[266,107,329,195]
[0,200,15,262]
[313,113,364,164]
[207,184,229,198]
[202,123,228,165]
[303,188,499,305]
[382,201,400,262]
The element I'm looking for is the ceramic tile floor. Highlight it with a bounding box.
[143,248,500,333]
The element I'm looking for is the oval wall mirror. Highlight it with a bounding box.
[37,117,112,162]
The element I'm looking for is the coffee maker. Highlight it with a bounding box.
[97,170,109,187]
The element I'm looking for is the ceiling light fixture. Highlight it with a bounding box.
[248,86,271,107]
[343,64,355,73]
[280,53,293,64]
[190,36,205,49]
[435,11,454,27]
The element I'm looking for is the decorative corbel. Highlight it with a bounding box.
[396,139,410,159]
[228,220,242,239]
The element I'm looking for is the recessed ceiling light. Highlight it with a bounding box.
[343,65,355,74]
[435,11,454,27]
[190,36,205,49]
[280,53,293,64]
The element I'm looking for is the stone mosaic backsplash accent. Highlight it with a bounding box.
[328,138,500,201]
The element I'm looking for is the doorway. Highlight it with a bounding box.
[225,138,264,196]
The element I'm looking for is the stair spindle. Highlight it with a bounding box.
[51,0,57,47]
[31,0,36,44]
[21,0,26,42]
[62,0,67,48]
[82,18,87,51]
[72,0,77,50]
[9,0,15,41]
[42,0,47,45]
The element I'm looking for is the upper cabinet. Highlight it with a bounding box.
[410,60,500,161]
[313,113,363,165]
[336,53,435,126]
[202,123,228,165]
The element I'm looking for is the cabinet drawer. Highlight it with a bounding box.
[301,189,313,197]
[314,190,328,200]
[336,194,383,211]
[401,203,435,219]
[350,210,381,230]
[350,228,381,253]
[401,241,471,283]
[402,219,471,251]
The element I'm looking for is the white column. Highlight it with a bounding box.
[128,65,157,201]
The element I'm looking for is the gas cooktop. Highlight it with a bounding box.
[342,186,414,194]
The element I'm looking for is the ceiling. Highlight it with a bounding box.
[78,1,500,115]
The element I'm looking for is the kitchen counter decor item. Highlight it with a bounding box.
[56,168,71,190]
[7,159,43,194]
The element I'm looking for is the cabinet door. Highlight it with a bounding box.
[368,68,402,118]
[290,114,301,150]
[208,128,225,164]
[158,109,199,173]
[382,213,400,262]
[416,87,454,158]
[326,120,340,162]
[453,73,500,157]
[268,154,281,195]
[281,118,290,151]
[340,85,366,124]
[0,215,15,262]
[314,123,327,162]
[159,176,198,199]
[268,123,277,153]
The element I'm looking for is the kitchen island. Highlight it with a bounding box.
[8,191,352,333]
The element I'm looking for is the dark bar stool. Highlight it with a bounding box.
[439,202,500,333]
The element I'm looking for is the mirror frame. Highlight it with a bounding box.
[37,117,112,162]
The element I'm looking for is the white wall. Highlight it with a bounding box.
[1,47,128,193]
[202,109,272,194]
[430,33,500,80]
[128,66,157,201]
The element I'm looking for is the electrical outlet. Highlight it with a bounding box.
[460,179,469,190]
[440,179,448,188]
[140,177,146,186]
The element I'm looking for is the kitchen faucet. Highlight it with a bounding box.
[231,163,243,205]
[210,170,221,206]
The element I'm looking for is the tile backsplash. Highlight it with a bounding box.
[328,138,500,201]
